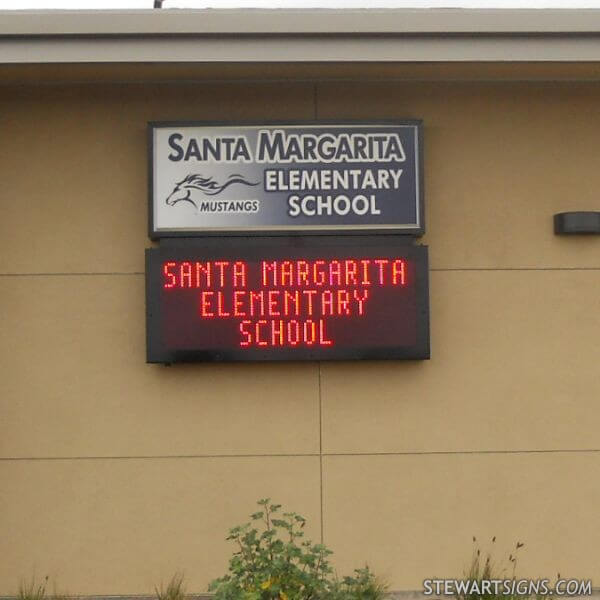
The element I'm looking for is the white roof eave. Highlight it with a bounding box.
[2,8,600,64]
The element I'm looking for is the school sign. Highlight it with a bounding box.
[149,122,424,237]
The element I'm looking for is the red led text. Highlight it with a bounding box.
[162,257,410,349]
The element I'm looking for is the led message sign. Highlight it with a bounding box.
[149,121,423,237]
[145,238,429,363]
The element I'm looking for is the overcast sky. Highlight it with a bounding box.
[4,0,600,8]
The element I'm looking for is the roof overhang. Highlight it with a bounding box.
[3,8,600,64]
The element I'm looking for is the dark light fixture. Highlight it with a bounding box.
[554,212,600,235]
[154,0,164,8]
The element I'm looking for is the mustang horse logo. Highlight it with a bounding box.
[166,173,259,209]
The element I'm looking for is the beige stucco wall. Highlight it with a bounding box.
[1,68,599,595]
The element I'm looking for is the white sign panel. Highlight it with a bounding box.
[149,121,423,238]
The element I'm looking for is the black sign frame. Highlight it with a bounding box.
[145,236,430,363]
[148,120,425,240]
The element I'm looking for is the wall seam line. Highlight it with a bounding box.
[318,362,324,545]
[2,448,600,462]
[0,453,320,461]
[6,77,600,89]
[0,272,144,277]
[314,79,325,547]
[431,267,600,271]
[1,267,599,278]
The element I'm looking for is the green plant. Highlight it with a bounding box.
[208,499,386,600]
[327,568,387,600]
[460,536,526,600]
[18,576,70,600]
[18,576,49,600]
[155,573,186,600]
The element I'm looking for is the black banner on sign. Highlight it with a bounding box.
[145,237,430,363]
[149,121,424,238]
